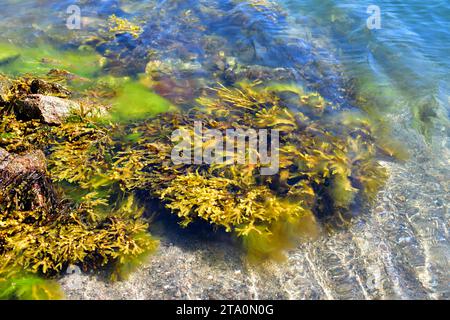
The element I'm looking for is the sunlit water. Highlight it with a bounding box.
[0,0,448,299]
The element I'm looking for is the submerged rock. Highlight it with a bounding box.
[15,94,79,125]
[29,79,71,98]
[0,148,50,211]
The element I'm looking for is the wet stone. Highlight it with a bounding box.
[15,94,79,125]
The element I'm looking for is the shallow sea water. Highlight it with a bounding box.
[0,0,448,299]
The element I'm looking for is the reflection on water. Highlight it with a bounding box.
[0,0,448,299]
[281,0,450,139]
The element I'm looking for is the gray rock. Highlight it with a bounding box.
[15,94,79,125]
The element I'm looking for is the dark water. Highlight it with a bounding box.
[0,0,448,299]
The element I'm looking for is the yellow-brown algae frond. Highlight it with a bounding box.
[158,172,298,233]
[243,210,318,262]
[0,149,159,274]
[340,111,409,161]
[121,83,390,258]
[0,79,159,299]
[48,122,112,188]
[108,14,142,39]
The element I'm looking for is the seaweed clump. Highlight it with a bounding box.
[0,73,398,295]
[43,81,394,260]
[0,78,158,300]
[107,15,143,39]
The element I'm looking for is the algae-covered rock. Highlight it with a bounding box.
[0,147,158,299]
[0,148,46,176]
[0,148,52,212]
[15,94,80,124]
[0,97,159,299]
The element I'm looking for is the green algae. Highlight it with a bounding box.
[0,46,20,66]
[109,82,173,122]
[0,43,102,79]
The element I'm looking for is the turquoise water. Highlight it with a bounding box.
[281,0,450,134]
[0,0,448,299]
